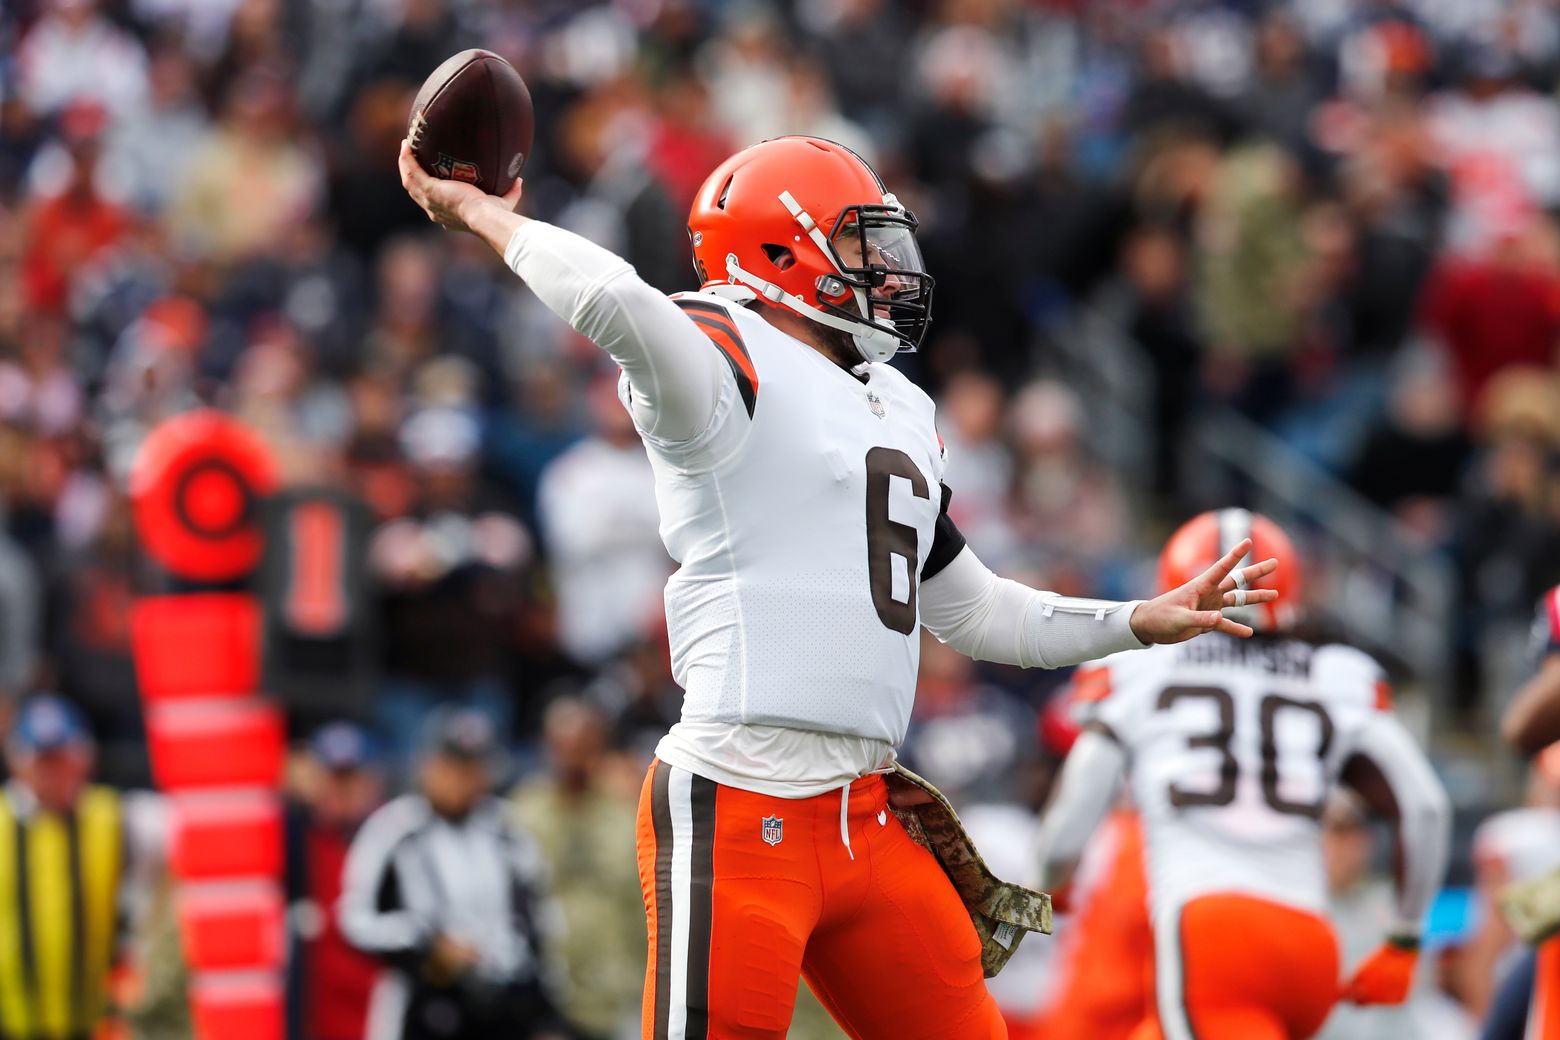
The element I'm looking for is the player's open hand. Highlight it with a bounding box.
[1127,538,1279,645]
[398,139,522,233]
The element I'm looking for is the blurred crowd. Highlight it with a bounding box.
[2,0,1560,1036]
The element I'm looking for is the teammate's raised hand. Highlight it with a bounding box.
[1339,938,1419,1005]
[1128,538,1279,644]
[398,139,523,233]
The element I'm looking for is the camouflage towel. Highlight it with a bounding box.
[1501,866,1560,946]
[883,763,1052,978]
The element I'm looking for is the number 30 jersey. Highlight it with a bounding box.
[638,292,952,750]
[1079,634,1392,920]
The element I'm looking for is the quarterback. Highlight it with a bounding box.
[1034,511,1452,1040]
[400,136,1275,1039]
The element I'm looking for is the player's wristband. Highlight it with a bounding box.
[1386,933,1421,952]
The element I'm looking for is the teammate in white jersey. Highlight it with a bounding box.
[399,134,1276,1040]
[1033,510,1452,1040]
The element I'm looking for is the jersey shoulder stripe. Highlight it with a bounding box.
[672,297,757,419]
[1547,586,1560,652]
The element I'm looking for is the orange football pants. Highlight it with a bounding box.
[636,759,1006,1039]
[1131,893,1339,1040]
[1529,935,1560,1039]
[1010,810,1153,1040]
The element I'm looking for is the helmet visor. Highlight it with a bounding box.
[825,204,934,351]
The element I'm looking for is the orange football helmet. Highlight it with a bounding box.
[687,136,932,364]
[1158,509,1302,632]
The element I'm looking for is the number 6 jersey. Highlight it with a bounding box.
[645,292,951,749]
[1078,635,1395,921]
[503,218,1148,800]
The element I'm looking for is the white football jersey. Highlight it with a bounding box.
[632,292,947,747]
[1083,634,1391,921]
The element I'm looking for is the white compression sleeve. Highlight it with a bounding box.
[1348,713,1453,936]
[919,546,1147,668]
[504,221,728,444]
[1030,729,1126,888]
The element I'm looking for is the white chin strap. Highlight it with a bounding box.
[715,188,906,365]
[724,253,901,364]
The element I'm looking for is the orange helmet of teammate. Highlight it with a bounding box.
[1158,509,1302,632]
[687,136,933,365]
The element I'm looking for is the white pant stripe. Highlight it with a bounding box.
[1155,904,1195,1040]
[667,766,694,1040]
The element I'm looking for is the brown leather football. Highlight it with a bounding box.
[408,49,533,198]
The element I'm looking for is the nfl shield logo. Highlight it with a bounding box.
[760,815,784,847]
[865,391,886,419]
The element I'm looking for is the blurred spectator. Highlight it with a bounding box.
[1124,26,1239,145]
[21,101,130,315]
[0,488,38,714]
[0,311,82,437]
[1428,46,1560,253]
[798,0,913,137]
[326,79,427,260]
[1348,351,1471,539]
[1119,221,1201,502]
[1238,12,1319,154]
[1457,373,1560,618]
[1319,790,1479,1038]
[362,238,499,393]
[510,698,641,1039]
[0,695,165,1039]
[901,632,1035,806]
[1318,792,1416,1039]
[1420,217,1560,414]
[15,0,149,122]
[43,488,139,785]
[643,67,733,214]
[1005,380,1128,583]
[1337,97,1449,360]
[774,57,875,164]
[1195,142,1312,412]
[1456,753,1560,1019]
[700,5,792,146]
[551,88,689,295]
[104,39,211,216]
[286,723,385,1040]
[339,708,567,1040]
[935,370,1014,558]
[586,630,682,766]
[369,406,530,767]
[485,364,586,523]
[166,65,319,266]
[537,375,669,667]
[1453,370,1560,710]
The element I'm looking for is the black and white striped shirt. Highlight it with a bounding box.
[338,793,561,989]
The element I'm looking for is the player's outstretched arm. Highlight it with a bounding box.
[1501,654,1560,754]
[919,539,1278,669]
[1337,714,1452,1005]
[398,141,728,446]
[1029,729,1125,891]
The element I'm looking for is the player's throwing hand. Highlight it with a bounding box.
[398,139,521,234]
[1127,537,1279,644]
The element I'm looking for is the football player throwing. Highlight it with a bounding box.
[401,137,1277,1040]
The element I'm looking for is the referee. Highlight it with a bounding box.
[338,709,567,1040]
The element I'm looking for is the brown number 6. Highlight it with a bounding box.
[864,447,929,634]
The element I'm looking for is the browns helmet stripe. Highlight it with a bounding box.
[1216,508,1254,567]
